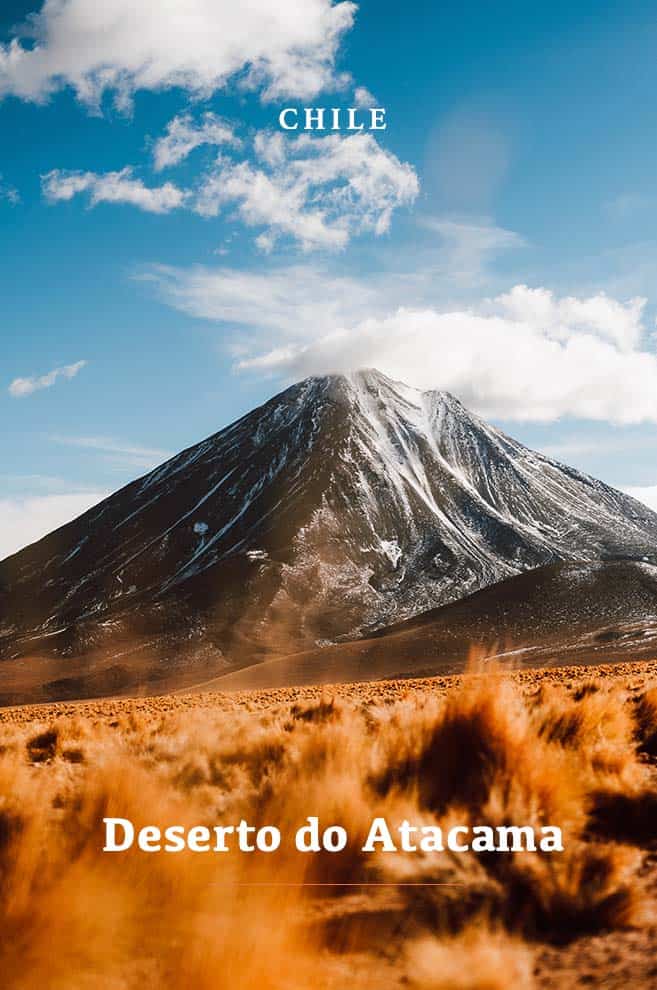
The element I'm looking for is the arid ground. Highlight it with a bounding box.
[3,659,657,988]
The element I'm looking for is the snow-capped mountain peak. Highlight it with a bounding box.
[2,369,657,667]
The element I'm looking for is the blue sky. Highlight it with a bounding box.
[3,0,657,557]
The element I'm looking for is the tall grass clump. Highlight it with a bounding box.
[0,665,655,987]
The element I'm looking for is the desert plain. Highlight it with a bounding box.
[2,659,657,988]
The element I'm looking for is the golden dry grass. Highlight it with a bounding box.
[1,661,657,988]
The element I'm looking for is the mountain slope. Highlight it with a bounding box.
[209,560,657,692]
[2,369,657,685]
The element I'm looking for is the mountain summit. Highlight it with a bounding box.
[2,369,657,682]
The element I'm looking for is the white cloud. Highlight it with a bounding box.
[0,0,356,111]
[42,167,185,213]
[194,132,419,250]
[8,359,86,397]
[43,129,418,250]
[52,435,172,470]
[354,85,377,106]
[153,113,241,171]
[241,303,657,423]
[0,491,109,560]
[495,284,645,351]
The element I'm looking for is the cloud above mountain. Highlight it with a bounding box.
[147,261,657,424]
[494,284,645,352]
[259,302,654,424]
[0,0,357,111]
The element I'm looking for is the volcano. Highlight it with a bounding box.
[2,369,657,702]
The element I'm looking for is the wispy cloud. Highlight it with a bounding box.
[194,131,419,252]
[140,262,385,337]
[52,435,172,471]
[420,217,526,283]
[0,173,19,205]
[153,113,241,171]
[8,359,86,398]
[42,168,185,214]
[353,85,377,107]
[45,130,419,251]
